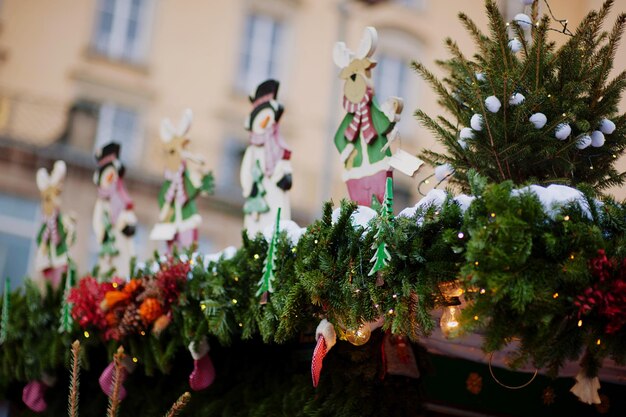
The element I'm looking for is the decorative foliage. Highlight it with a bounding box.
[414,0,626,191]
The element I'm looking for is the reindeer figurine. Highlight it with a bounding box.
[333,27,404,206]
[93,142,137,279]
[240,79,293,237]
[34,160,75,291]
[150,109,214,252]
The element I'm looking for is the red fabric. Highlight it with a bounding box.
[22,380,47,413]
[99,360,128,401]
[311,335,328,388]
[343,87,377,144]
[346,170,390,206]
[189,353,216,391]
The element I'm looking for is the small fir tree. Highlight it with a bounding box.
[369,176,393,277]
[257,208,281,303]
[414,0,626,192]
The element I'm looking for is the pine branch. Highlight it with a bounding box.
[68,340,81,417]
[163,392,191,417]
[107,346,125,417]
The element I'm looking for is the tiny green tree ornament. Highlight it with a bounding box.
[243,160,270,219]
[0,277,9,344]
[369,176,393,278]
[58,266,75,333]
[257,207,281,304]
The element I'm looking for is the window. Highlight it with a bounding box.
[0,194,39,291]
[218,137,247,199]
[237,14,284,94]
[94,103,141,165]
[91,0,152,63]
[374,54,411,133]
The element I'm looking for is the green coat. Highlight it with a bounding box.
[334,98,394,169]
[36,215,69,259]
[157,170,214,223]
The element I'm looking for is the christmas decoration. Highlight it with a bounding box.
[576,134,592,149]
[509,93,525,106]
[485,95,501,113]
[22,374,56,413]
[381,332,420,379]
[513,13,532,30]
[591,130,605,147]
[599,118,616,134]
[311,318,337,387]
[470,114,483,131]
[344,322,372,346]
[93,142,137,278]
[99,347,135,401]
[256,207,281,303]
[460,127,474,140]
[58,266,75,333]
[150,109,214,252]
[241,79,293,237]
[434,163,454,181]
[416,0,626,191]
[333,26,402,206]
[368,175,393,277]
[0,277,9,345]
[188,337,215,391]
[34,160,75,291]
[542,386,556,405]
[570,370,601,404]
[466,372,483,395]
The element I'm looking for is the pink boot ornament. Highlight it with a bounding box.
[22,373,56,413]
[99,355,136,401]
[188,337,216,391]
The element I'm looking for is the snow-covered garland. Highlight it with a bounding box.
[2,175,626,405]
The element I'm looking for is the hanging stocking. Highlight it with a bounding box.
[311,319,337,387]
[99,355,136,401]
[188,337,215,391]
[22,373,56,413]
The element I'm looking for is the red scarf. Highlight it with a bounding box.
[249,123,291,177]
[343,87,377,144]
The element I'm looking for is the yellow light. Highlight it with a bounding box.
[388,309,394,315]
[475,261,480,266]
[234,276,239,282]
[613,154,617,159]
[238,322,243,327]
[562,113,566,117]
[596,339,601,345]
[563,215,570,221]
[440,306,461,338]
[112,282,118,288]
[553,293,559,299]
[231,299,238,304]
[201,303,207,311]
[474,315,479,321]
[292,247,297,253]
[83,331,90,338]
[189,258,195,265]
[548,94,551,98]
[140,331,146,336]
[578,319,583,327]
[490,213,496,218]
[424,180,430,184]
[480,288,486,294]
[254,254,260,260]
[314,239,319,244]
[570,254,575,260]
[132,357,138,363]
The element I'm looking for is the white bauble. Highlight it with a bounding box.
[509,38,522,53]
[470,114,483,131]
[599,118,616,134]
[529,113,547,129]
[460,127,474,140]
[434,164,455,181]
[509,93,525,106]
[554,123,571,140]
[458,138,468,149]
[514,14,532,30]
[521,0,534,5]
[591,130,605,147]
[485,96,501,113]
[576,135,592,150]
[475,72,486,82]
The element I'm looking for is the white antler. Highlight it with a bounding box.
[36,168,50,191]
[356,26,378,59]
[333,41,353,68]
[49,160,66,186]
[160,118,176,143]
[177,108,193,137]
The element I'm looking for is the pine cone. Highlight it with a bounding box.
[118,305,143,337]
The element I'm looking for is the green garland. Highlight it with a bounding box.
[1,173,625,395]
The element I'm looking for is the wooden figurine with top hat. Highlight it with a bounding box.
[150,109,214,252]
[34,160,75,291]
[333,27,406,206]
[93,142,137,278]
[240,79,293,237]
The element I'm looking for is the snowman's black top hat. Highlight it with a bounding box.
[94,142,125,181]
[247,79,284,130]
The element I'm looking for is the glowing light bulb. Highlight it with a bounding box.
[84,331,90,338]
[440,305,462,338]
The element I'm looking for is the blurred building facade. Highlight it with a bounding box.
[0,0,624,288]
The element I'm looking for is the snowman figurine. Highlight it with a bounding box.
[93,142,137,279]
[333,27,403,206]
[34,160,75,291]
[240,79,293,237]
